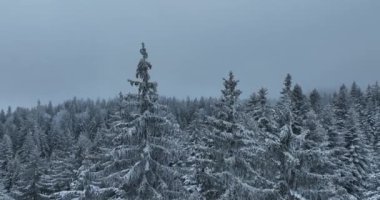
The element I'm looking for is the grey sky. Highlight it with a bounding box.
[0,0,379,109]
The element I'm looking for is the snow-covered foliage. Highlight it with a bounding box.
[185,72,281,199]
[0,47,379,199]
[72,43,189,200]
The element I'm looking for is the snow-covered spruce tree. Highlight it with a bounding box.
[291,86,349,199]
[79,43,188,200]
[327,85,351,157]
[180,108,208,199]
[37,109,78,199]
[350,82,372,150]
[194,72,279,200]
[309,89,322,114]
[324,84,366,199]
[63,94,138,199]
[272,74,297,199]
[365,115,380,199]
[11,131,43,200]
[276,73,293,128]
[341,108,369,199]
[0,134,13,196]
[364,84,380,199]
[32,102,52,158]
[290,84,308,135]
[363,84,378,151]
[273,75,348,199]
[243,87,285,196]
[350,82,363,106]
[0,134,13,176]
[246,87,275,133]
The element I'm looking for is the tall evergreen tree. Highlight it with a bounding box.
[218,71,241,125]
[0,110,6,124]
[78,43,188,200]
[273,76,350,199]
[310,89,321,114]
[0,134,13,193]
[364,84,380,199]
[247,88,275,132]
[195,72,278,200]
[330,85,350,149]
[291,84,308,135]
[0,134,13,174]
[341,108,369,198]
[325,85,365,199]
[276,73,293,128]
[11,131,43,200]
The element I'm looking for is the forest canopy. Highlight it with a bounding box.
[0,45,379,200]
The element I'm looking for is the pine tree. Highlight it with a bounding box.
[217,72,241,125]
[247,87,276,134]
[310,89,321,114]
[272,76,348,199]
[0,134,13,194]
[328,85,350,152]
[80,43,188,200]
[11,131,43,200]
[341,108,369,198]
[276,74,293,128]
[364,107,380,199]
[0,110,6,124]
[364,84,380,199]
[0,134,13,174]
[194,72,279,200]
[30,109,77,199]
[272,74,297,199]
[291,84,307,135]
[350,82,363,105]
[325,84,367,199]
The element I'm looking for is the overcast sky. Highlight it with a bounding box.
[0,0,379,109]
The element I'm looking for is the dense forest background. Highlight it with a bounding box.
[0,46,379,200]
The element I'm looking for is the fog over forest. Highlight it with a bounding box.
[1,0,380,109]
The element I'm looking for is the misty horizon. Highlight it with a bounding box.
[1,0,379,109]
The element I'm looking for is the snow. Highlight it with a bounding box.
[290,190,307,200]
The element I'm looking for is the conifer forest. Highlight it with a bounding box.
[0,43,379,200]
